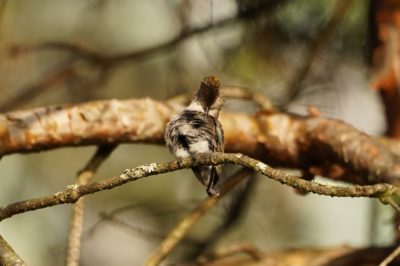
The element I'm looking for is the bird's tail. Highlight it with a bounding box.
[191,166,220,197]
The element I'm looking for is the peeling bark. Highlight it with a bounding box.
[0,98,398,185]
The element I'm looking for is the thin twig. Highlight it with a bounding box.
[97,211,202,247]
[168,86,276,111]
[34,1,280,68]
[0,1,280,112]
[0,152,399,223]
[222,86,276,111]
[65,145,116,266]
[145,167,254,266]
[186,173,259,260]
[98,212,170,241]
[0,63,74,112]
[0,234,26,266]
[197,242,265,264]
[286,0,354,103]
[83,203,190,240]
[379,245,400,266]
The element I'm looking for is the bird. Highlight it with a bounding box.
[164,76,225,197]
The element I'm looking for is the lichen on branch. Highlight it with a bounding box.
[0,152,398,222]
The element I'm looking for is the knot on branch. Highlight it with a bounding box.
[63,184,81,203]
[378,186,400,211]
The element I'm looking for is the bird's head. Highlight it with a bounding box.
[195,76,224,117]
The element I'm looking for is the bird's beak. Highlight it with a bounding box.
[205,107,209,117]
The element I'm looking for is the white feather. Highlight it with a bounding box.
[175,148,190,158]
[190,140,210,153]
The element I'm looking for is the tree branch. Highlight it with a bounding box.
[285,0,354,102]
[195,245,400,266]
[0,153,398,223]
[168,86,276,111]
[183,173,260,260]
[379,244,400,266]
[145,167,254,266]
[65,144,116,266]
[27,1,281,68]
[0,234,26,266]
[0,97,399,186]
[0,1,282,113]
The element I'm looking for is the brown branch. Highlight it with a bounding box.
[86,208,200,246]
[197,242,265,264]
[379,244,400,266]
[0,64,75,112]
[196,245,400,266]
[97,212,177,242]
[222,86,276,111]
[0,234,26,266]
[30,1,280,68]
[65,145,116,266]
[145,167,254,266]
[0,152,399,223]
[0,1,281,112]
[0,97,399,186]
[184,173,259,260]
[168,86,276,111]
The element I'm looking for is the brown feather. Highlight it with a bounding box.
[195,76,221,111]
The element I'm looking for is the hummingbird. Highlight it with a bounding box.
[164,76,225,197]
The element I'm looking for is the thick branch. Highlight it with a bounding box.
[0,98,399,185]
[0,234,26,266]
[0,153,398,222]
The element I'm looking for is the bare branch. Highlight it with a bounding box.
[30,1,281,68]
[0,64,75,112]
[0,234,26,266]
[0,153,398,223]
[168,86,276,111]
[195,246,399,266]
[98,212,174,242]
[184,173,260,260]
[145,167,254,266]
[379,245,400,266]
[0,97,399,186]
[222,86,276,111]
[197,242,265,264]
[0,1,282,113]
[286,0,354,102]
[65,145,116,266]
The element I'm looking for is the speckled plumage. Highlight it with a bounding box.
[164,76,224,197]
